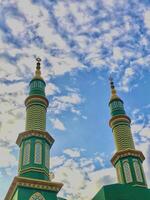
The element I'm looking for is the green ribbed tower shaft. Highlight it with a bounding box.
[109,77,147,188]
[110,109,135,151]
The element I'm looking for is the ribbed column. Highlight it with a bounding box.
[25,95,48,131]
[110,115,135,151]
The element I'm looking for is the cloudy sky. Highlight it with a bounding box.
[0,0,150,199]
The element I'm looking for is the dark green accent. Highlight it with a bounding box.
[29,79,46,97]
[114,156,147,187]
[20,170,48,180]
[19,136,51,181]
[111,121,130,129]
[111,109,126,116]
[109,99,126,116]
[26,100,47,108]
[12,186,59,200]
[109,98,123,105]
[92,184,150,200]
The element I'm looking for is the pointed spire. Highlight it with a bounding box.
[33,57,43,80]
[109,76,121,102]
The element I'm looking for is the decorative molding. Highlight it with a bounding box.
[133,159,143,183]
[111,149,145,166]
[34,140,42,164]
[45,143,50,169]
[29,192,45,200]
[19,167,49,177]
[109,115,131,128]
[133,184,148,188]
[116,163,122,183]
[123,160,133,183]
[25,95,49,107]
[4,176,63,200]
[16,130,54,146]
[18,144,23,171]
[23,141,31,166]
[109,96,123,104]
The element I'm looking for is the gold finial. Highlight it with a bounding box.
[34,57,43,79]
[36,57,41,63]
[109,75,119,100]
[36,57,41,68]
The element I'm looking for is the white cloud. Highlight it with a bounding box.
[95,156,105,167]
[51,155,66,168]
[113,47,123,60]
[89,167,116,199]
[0,146,17,168]
[53,151,116,200]
[0,58,20,81]
[144,10,150,30]
[37,22,68,49]
[49,93,83,114]
[131,124,143,135]
[71,108,81,115]
[50,56,85,76]
[103,0,116,7]
[0,30,7,49]
[45,83,60,96]
[81,158,94,167]
[55,164,86,199]
[59,93,81,104]
[0,113,25,145]
[17,0,47,24]
[50,118,66,131]
[101,22,111,31]
[120,67,135,92]
[136,142,150,186]
[64,148,81,158]
[6,17,25,36]
[54,1,94,28]
[0,81,27,145]
[140,127,150,139]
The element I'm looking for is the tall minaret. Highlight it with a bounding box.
[109,77,147,187]
[5,58,63,200]
[17,57,51,180]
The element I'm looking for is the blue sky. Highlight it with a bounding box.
[0,0,150,199]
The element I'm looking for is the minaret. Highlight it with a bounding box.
[5,58,63,200]
[109,77,147,187]
[17,57,51,180]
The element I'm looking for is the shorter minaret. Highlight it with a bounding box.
[109,77,147,187]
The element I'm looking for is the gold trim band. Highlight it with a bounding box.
[111,149,145,166]
[16,130,54,146]
[4,176,63,200]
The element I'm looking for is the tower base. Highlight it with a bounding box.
[92,183,150,200]
[5,176,63,200]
